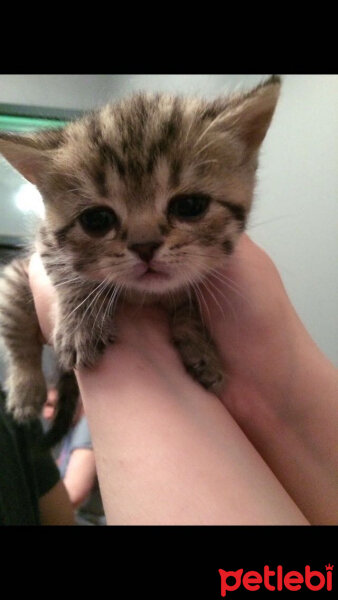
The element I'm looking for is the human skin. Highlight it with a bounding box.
[200,236,338,524]
[63,448,97,509]
[39,479,75,525]
[29,235,337,525]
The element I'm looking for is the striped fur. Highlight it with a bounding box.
[0,77,280,428]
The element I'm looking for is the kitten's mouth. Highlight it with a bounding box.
[137,266,169,282]
[129,262,172,290]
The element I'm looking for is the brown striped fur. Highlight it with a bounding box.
[0,77,280,427]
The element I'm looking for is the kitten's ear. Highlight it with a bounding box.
[224,75,281,154]
[0,129,63,184]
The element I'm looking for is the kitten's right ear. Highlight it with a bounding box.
[0,130,63,185]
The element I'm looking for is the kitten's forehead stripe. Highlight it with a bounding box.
[89,94,186,190]
[109,147,126,178]
[87,113,126,180]
[88,158,108,198]
[61,93,245,207]
[88,115,102,145]
[169,157,182,189]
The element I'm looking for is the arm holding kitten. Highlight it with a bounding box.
[2,77,335,524]
[29,235,338,525]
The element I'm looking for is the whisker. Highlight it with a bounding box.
[98,283,121,340]
[77,277,110,330]
[91,285,118,350]
[190,281,206,330]
[90,280,111,325]
[174,250,247,302]
[193,280,212,330]
[198,277,226,323]
[193,111,227,149]
[52,277,83,289]
[193,138,218,159]
[247,213,295,230]
[185,282,194,321]
[91,283,115,343]
[206,267,249,304]
[180,257,241,325]
[65,281,108,321]
[203,273,240,325]
[107,283,122,319]
[191,158,219,170]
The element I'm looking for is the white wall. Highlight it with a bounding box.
[0,74,267,110]
[0,74,115,110]
[249,75,338,367]
[0,74,337,365]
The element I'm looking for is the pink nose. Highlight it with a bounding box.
[129,241,162,263]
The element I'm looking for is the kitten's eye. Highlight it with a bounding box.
[168,194,210,220]
[78,207,118,237]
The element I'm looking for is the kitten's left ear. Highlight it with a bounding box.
[0,129,64,185]
[224,75,281,154]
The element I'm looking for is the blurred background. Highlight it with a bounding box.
[0,73,337,374]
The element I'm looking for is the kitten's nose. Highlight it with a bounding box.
[129,241,162,263]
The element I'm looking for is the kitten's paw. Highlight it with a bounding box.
[6,372,47,423]
[174,337,225,395]
[10,403,42,422]
[54,329,115,371]
[54,330,77,370]
[72,339,105,369]
[189,359,225,394]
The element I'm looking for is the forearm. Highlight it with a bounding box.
[76,307,308,525]
[219,310,338,525]
[194,235,338,525]
[63,449,97,508]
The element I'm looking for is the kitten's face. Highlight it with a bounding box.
[53,178,244,295]
[46,117,251,295]
[0,80,280,296]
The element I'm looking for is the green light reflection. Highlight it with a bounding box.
[0,114,66,133]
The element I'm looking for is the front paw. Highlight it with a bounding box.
[6,369,47,422]
[174,337,225,394]
[185,353,225,394]
[54,328,115,371]
[54,329,77,370]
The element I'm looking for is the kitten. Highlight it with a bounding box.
[0,76,280,441]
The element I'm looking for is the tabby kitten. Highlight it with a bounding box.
[0,76,280,435]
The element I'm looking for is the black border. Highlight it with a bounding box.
[1,525,337,596]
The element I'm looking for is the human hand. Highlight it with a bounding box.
[196,234,306,415]
[29,234,299,400]
[29,235,337,524]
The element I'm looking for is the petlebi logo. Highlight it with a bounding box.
[218,564,334,595]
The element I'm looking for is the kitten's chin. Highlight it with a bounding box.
[127,275,182,295]
[124,268,191,296]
